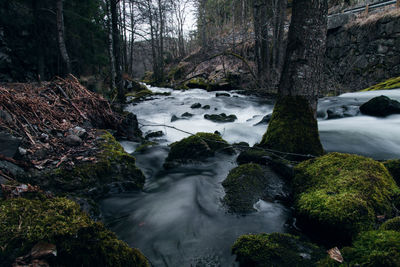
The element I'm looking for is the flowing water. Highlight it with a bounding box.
[101,86,400,266]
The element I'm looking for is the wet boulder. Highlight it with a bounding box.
[360,95,400,117]
[0,197,149,267]
[254,114,272,126]
[204,113,237,123]
[326,105,359,119]
[232,233,325,267]
[293,152,400,243]
[117,113,142,141]
[145,131,164,139]
[181,112,193,118]
[216,92,230,97]
[202,105,211,110]
[222,163,288,213]
[191,103,202,109]
[164,132,232,167]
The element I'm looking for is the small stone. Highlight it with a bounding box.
[65,135,82,146]
[171,115,180,122]
[145,131,164,139]
[202,105,211,110]
[18,147,27,156]
[181,112,193,118]
[40,133,49,143]
[191,103,202,109]
[216,93,230,97]
[68,126,88,139]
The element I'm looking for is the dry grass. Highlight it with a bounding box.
[346,7,400,28]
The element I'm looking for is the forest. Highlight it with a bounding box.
[1,0,400,266]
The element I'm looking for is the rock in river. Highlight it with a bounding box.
[204,113,237,123]
[360,95,400,117]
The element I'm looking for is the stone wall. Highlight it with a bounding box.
[324,13,400,94]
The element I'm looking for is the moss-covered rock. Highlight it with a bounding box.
[0,197,149,266]
[361,76,400,91]
[236,148,270,165]
[260,96,324,159]
[164,132,232,166]
[186,78,209,89]
[222,163,267,213]
[360,95,400,117]
[33,131,145,197]
[380,217,400,232]
[232,233,325,267]
[384,159,400,186]
[204,113,237,123]
[320,230,400,267]
[294,153,400,242]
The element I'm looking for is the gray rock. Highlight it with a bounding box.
[117,113,142,141]
[327,105,360,120]
[171,115,180,122]
[0,109,12,123]
[202,105,211,110]
[0,131,21,157]
[18,147,27,156]
[254,114,272,126]
[204,113,237,123]
[40,133,49,143]
[68,126,88,139]
[65,134,82,146]
[0,160,24,177]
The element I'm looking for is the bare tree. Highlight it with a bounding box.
[56,0,71,74]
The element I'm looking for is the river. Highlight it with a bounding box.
[101,86,400,266]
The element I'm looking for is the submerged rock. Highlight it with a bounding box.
[181,112,194,118]
[202,105,211,110]
[360,95,400,117]
[222,163,288,213]
[145,131,164,139]
[216,92,230,97]
[204,113,237,123]
[0,197,149,266]
[294,152,400,243]
[232,233,325,267]
[164,132,232,167]
[191,103,202,109]
[253,114,272,126]
[326,105,360,119]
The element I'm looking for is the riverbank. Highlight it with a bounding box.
[0,76,149,266]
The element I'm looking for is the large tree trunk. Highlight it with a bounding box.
[110,0,124,101]
[56,0,71,74]
[278,0,328,113]
[261,0,328,158]
[106,0,116,91]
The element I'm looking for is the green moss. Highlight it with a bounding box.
[380,217,400,232]
[260,96,324,158]
[185,77,209,89]
[135,141,157,153]
[294,153,400,242]
[361,76,400,91]
[46,131,145,195]
[0,197,149,266]
[141,71,155,85]
[342,230,400,267]
[384,159,400,186]
[232,233,325,267]
[167,65,185,81]
[165,132,233,164]
[222,163,266,213]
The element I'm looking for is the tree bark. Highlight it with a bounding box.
[261,0,328,157]
[110,0,124,101]
[106,0,116,91]
[278,0,329,113]
[56,0,71,74]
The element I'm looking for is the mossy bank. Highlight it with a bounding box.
[0,196,149,266]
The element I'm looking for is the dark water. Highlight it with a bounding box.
[101,86,400,266]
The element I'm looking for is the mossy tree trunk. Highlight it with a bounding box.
[261,0,328,157]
